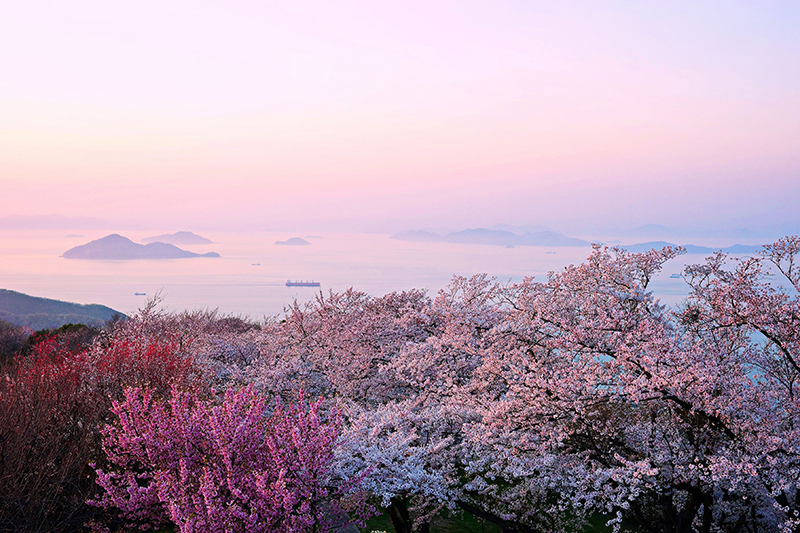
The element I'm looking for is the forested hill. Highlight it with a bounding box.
[0,289,124,330]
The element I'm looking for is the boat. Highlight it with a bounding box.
[670,274,681,279]
[134,292,146,295]
[252,263,261,266]
[286,280,321,287]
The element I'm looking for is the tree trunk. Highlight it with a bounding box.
[387,496,412,533]
[456,499,539,533]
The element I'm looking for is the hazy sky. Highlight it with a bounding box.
[2,1,799,234]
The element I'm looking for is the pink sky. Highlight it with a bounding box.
[1,1,799,233]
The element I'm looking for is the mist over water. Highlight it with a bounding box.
[0,229,723,319]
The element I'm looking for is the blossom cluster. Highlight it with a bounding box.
[93,386,357,533]
[5,237,800,533]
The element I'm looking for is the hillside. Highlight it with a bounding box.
[0,289,124,330]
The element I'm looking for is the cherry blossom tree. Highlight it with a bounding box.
[679,236,800,532]
[237,286,489,532]
[451,239,800,533]
[87,238,800,533]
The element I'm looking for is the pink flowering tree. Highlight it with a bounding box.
[152,239,800,533]
[252,288,437,402]
[93,385,368,533]
[334,398,463,533]
[459,245,691,532]
[453,240,800,533]
[679,236,800,532]
[249,287,476,533]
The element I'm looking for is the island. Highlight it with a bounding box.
[141,231,213,245]
[275,237,311,246]
[62,234,221,259]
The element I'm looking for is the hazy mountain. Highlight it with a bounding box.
[391,228,590,247]
[275,237,311,246]
[445,228,520,246]
[142,231,213,245]
[620,241,761,254]
[723,244,763,254]
[489,223,553,234]
[63,234,220,259]
[618,224,776,241]
[0,288,124,330]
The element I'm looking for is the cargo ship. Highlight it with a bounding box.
[286,280,321,287]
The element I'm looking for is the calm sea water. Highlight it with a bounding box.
[0,230,712,319]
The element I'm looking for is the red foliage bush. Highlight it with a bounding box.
[0,319,205,532]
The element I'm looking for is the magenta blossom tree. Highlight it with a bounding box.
[93,385,368,533]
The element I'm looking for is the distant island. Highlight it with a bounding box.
[63,234,221,259]
[142,231,213,245]
[619,241,761,255]
[275,237,311,246]
[391,226,762,254]
[0,288,124,330]
[391,228,591,247]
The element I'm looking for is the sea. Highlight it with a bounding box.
[0,229,742,320]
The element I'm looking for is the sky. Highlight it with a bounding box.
[1,1,799,235]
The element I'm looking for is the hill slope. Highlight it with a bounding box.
[0,289,125,330]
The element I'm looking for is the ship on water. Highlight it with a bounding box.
[286,280,321,287]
